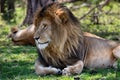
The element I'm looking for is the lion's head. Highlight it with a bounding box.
[34,2,86,68]
[8,25,35,45]
[34,2,84,49]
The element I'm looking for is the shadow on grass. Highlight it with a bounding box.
[0,45,36,54]
[82,68,120,80]
[0,60,35,79]
[0,44,37,79]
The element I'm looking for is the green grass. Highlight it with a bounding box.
[0,1,120,80]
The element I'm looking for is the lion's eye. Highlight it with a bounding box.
[13,31,17,34]
[43,24,47,30]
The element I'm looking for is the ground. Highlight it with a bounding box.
[0,1,120,80]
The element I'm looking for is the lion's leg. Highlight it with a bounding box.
[35,59,62,75]
[113,45,120,59]
[112,45,120,68]
[62,60,84,76]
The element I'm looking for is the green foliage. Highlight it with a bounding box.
[87,0,101,4]
[0,1,120,80]
[0,0,25,24]
[71,1,120,40]
[0,0,15,23]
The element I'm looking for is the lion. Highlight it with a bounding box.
[33,2,120,75]
[8,24,35,45]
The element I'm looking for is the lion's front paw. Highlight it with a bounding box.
[62,67,72,76]
[62,66,75,76]
[62,62,83,76]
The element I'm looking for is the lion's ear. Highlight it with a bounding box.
[55,9,68,23]
[11,27,19,34]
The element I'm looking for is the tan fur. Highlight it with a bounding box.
[33,3,120,75]
[35,59,61,75]
[62,61,83,75]
[8,24,35,45]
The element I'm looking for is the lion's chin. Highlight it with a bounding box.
[35,40,49,50]
[37,43,48,50]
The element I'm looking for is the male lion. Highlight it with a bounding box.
[33,2,120,75]
[8,24,35,45]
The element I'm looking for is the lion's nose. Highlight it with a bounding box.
[34,37,39,40]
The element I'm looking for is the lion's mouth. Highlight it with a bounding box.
[35,40,49,49]
[38,41,49,44]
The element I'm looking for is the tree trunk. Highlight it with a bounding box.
[0,0,6,13]
[7,0,15,19]
[0,0,15,21]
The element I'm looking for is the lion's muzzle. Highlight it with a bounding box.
[34,37,49,50]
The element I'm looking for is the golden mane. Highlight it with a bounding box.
[34,3,87,67]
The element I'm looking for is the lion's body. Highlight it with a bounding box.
[8,24,35,45]
[84,36,118,68]
[37,33,118,69]
[33,2,120,75]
